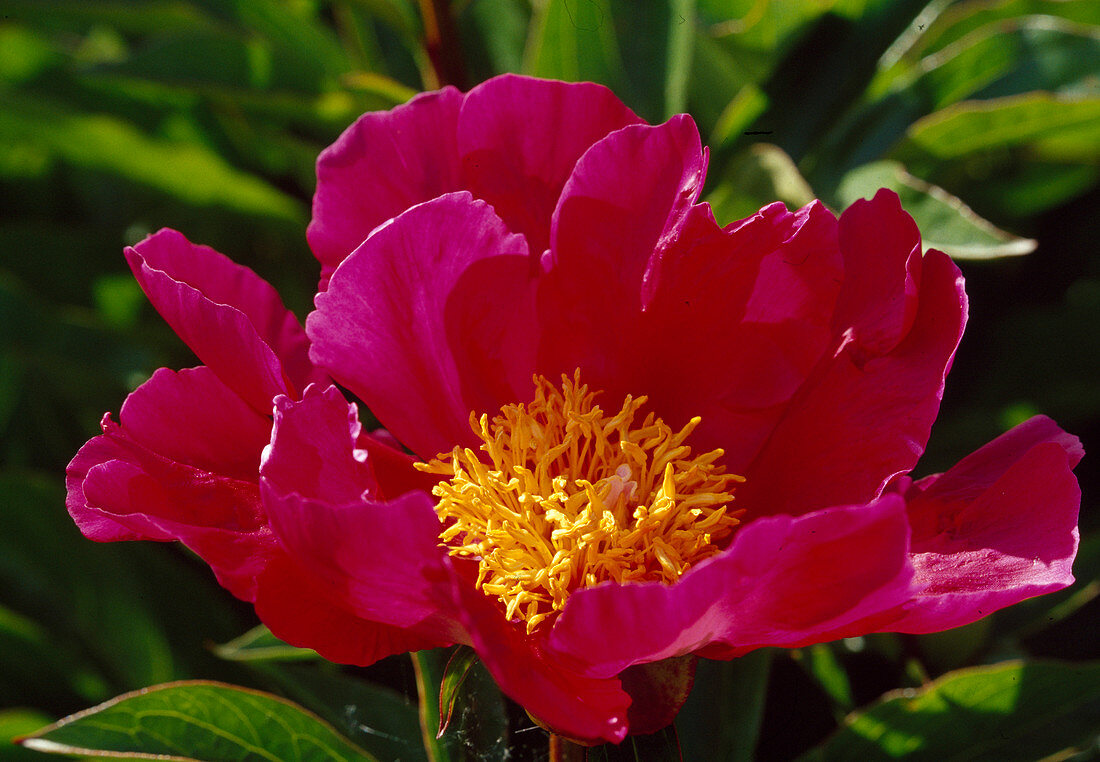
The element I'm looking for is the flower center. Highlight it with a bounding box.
[418,372,744,633]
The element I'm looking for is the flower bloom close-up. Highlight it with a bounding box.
[67,74,1083,745]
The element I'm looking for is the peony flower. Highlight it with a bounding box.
[66,230,454,664]
[68,74,1082,745]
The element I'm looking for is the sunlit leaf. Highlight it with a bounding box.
[524,0,627,91]
[0,709,55,762]
[706,143,815,225]
[19,681,378,761]
[836,161,1037,258]
[0,94,305,223]
[801,660,1100,761]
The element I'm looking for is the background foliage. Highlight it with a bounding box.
[0,0,1097,759]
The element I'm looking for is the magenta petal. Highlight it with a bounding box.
[547,496,913,678]
[126,230,297,411]
[260,388,459,631]
[740,247,967,517]
[458,74,642,253]
[308,87,465,280]
[831,189,923,356]
[537,116,708,386]
[66,366,269,541]
[308,192,536,459]
[253,552,452,667]
[627,200,843,469]
[889,417,1082,633]
[453,579,631,744]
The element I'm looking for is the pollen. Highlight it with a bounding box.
[416,371,745,634]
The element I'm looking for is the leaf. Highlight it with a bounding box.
[437,646,478,738]
[677,650,772,762]
[18,681,379,762]
[213,625,320,663]
[899,94,1100,163]
[794,644,856,715]
[835,161,1037,259]
[524,0,627,92]
[0,93,305,224]
[411,648,508,762]
[801,660,1100,761]
[0,710,55,762]
[249,663,427,762]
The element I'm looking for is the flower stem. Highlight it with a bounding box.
[549,734,587,762]
[417,0,466,88]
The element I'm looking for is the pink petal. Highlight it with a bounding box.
[887,417,1082,632]
[547,496,913,678]
[738,242,966,517]
[308,192,536,459]
[452,577,631,744]
[307,87,465,281]
[537,116,708,387]
[831,189,923,357]
[66,366,269,543]
[457,74,642,254]
[621,200,843,469]
[126,231,297,412]
[253,552,452,666]
[260,388,461,633]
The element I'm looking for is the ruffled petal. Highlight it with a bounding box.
[457,74,642,253]
[452,578,631,745]
[537,116,708,389]
[66,366,269,542]
[547,496,913,678]
[126,230,298,412]
[308,192,536,459]
[738,217,966,516]
[308,87,465,281]
[621,200,843,468]
[260,387,461,633]
[887,416,1082,633]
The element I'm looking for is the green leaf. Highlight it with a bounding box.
[899,94,1100,163]
[794,644,856,715]
[437,646,478,737]
[0,94,305,224]
[249,663,427,762]
[19,681,379,762]
[524,0,627,91]
[213,626,320,663]
[678,650,772,762]
[835,161,1037,259]
[802,660,1100,761]
[0,710,55,762]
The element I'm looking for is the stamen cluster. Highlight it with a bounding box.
[419,372,744,632]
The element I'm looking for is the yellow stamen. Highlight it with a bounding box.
[416,371,745,633]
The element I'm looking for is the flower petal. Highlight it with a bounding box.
[260,387,461,633]
[308,192,536,459]
[537,116,708,386]
[547,496,913,678]
[66,366,269,542]
[623,200,843,468]
[452,578,631,744]
[126,230,303,411]
[738,229,966,516]
[308,87,465,280]
[888,416,1082,632]
[457,74,642,254]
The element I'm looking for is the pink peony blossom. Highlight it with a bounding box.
[68,74,1082,745]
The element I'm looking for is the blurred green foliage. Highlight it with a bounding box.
[0,0,1096,759]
